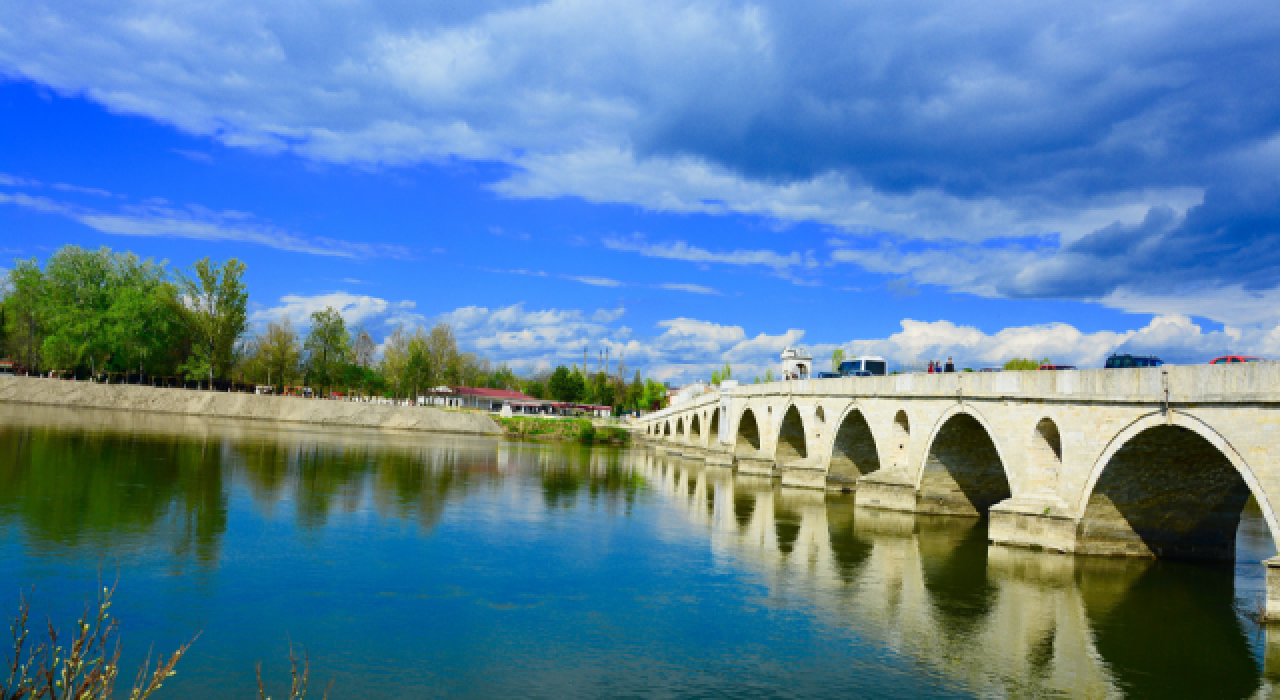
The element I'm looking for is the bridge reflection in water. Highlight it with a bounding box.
[634,450,1275,698]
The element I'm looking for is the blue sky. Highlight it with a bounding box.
[2,0,1279,381]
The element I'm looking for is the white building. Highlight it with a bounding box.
[780,346,812,380]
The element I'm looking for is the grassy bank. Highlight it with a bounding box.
[499,415,630,446]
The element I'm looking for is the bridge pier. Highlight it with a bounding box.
[737,454,776,477]
[1267,557,1280,621]
[988,496,1077,553]
[705,444,735,468]
[854,469,917,511]
[779,459,825,489]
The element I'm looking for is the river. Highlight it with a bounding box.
[0,404,1275,698]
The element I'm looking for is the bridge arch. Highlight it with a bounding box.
[826,403,882,482]
[774,403,808,464]
[915,404,1013,517]
[708,406,721,445]
[735,407,762,456]
[663,420,671,438]
[1075,411,1279,560]
[690,413,701,442]
[675,416,685,438]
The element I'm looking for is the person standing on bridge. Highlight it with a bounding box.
[944,357,955,373]
[927,361,935,374]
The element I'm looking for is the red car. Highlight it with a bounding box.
[1210,355,1266,364]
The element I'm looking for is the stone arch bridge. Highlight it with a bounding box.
[636,364,1280,615]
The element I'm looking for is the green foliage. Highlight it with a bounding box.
[627,370,644,409]
[764,368,775,382]
[831,347,845,373]
[1,246,190,377]
[524,380,545,399]
[710,362,732,385]
[549,365,585,402]
[304,306,352,394]
[173,256,249,380]
[1004,357,1049,371]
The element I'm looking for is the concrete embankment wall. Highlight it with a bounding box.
[0,376,501,436]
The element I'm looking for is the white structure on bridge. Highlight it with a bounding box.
[635,363,1280,616]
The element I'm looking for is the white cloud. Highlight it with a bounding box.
[563,275,623,287]
[605,234,814,272]
[0,189,409,259]
[833,314,1279,369]
[51,183,113,197]
[251,292,420,328]
[657,283,721,295]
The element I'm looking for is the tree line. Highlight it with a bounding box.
[0,245,670,412]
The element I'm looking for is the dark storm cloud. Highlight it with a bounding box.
[1001,180,1280,298]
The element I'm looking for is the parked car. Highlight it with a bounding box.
[1209,355,1266,364]
[1038,364,1077,370]
[816,371,841,378]
[847,370,873,377]
[978,367,1003,372]
[1105,354,1163,368]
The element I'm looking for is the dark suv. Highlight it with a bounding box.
[1105,354,1163,368]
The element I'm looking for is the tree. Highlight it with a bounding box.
[352,327,376,368]
[831,347,845,373]
[524,380,545,399]
[627,370,644,409]
[41,246,116,376]
[173,256,249,382]
[427,322,458,386]
[405,330,431,400]
[1004,357,1049,371]
[256,316,301,391]
[764,368,775,382]
[549,365,585,402]
[104,257,179,377]
[712,361,733,385]
[2,260,47,373]
[380,325,411,397]
[304,306,351,395]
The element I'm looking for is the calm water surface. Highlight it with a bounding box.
[1,405,1277,698]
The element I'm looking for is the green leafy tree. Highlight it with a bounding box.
[381,325,410,397]
[304,306,351,395]
[2,260,47,373]
[627,370,644,409]
[427,322,458,387]
[549,365,585,402]
[831,347,845,373]
[173,257,249,382]
[253,317,302,391]
[104,259,179,377]
[641,378,666,410]
[524,380,545,399]
[41,246,116,376]
[764,368,775,382]
[405,332,431,399]
[1004,357,1049,370]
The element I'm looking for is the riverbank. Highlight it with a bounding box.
[0,375,501,436]
[499,415,630,445]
